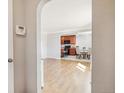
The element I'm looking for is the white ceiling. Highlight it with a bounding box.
[41,0,92,33]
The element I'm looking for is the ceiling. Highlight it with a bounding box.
[41,0,92,33]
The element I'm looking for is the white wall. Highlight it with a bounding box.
[76,31,92,50]
[46,31,92,59]
[47,33,61,59]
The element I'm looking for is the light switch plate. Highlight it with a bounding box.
[16,25,26,36]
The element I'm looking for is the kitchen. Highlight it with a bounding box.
[61,35,76,57]
[60,32,92,61]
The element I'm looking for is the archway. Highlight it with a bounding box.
[36,0,50,93]
[37,0,92,93]
[36,0,114,93]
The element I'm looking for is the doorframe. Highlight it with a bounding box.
[36,0,92,93]
[36,0,49,93]
[8,0,14,93]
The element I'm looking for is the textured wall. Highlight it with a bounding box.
[25,0,40,93]
[24,0,48,93]
[13,0,26,93]
[92,0,115,93]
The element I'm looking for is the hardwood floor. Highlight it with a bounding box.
[42,59,91,93]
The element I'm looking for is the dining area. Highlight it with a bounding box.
[76,46,92,60]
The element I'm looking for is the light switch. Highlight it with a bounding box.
[16,25,26,36]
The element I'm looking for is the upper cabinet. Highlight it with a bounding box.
[61,35,76,44]
[70,35,76,44]
[61,36,64,44]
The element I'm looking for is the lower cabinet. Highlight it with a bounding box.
[69,48,76,55]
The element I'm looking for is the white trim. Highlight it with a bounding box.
[46,57,61,60]
[8,0,14,93]
[36,0,50,93]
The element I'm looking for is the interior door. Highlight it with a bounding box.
[8,0,14,93]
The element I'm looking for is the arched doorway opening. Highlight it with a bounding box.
[37,0,92,93]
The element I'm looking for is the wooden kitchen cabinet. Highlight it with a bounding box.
[61,35,76,44]
[61,48,64,57]
[61,36,64,44]
[69,48,76,55]
[70,35,76,44]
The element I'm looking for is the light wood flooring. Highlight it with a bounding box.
[42,59,91,93]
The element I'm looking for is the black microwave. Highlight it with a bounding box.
[64,40,70,44]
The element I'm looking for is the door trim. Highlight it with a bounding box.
[8,0,14,93]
